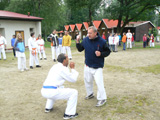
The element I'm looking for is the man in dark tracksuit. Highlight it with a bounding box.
[76,26,111,107]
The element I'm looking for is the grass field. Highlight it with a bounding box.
[0,42,160,120]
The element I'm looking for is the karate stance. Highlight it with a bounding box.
[14,33,28,71]
[41,53,79,119]
[28,33,41,69]
[62,31,72,60]
[37,35,47,60]
[76,26,111,107]
[126,29,132,48]
[0,33,7,60]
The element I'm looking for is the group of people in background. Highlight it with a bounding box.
[102,29,155,51]
[47,30,72,62]
[143,33,155,48]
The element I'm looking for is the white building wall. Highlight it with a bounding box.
[0,20,42,48]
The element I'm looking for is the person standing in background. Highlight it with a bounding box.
[37,35,47,60]
[62,31,72,60]
[28,32,41,69]
[108,33,113,51]
[122,33,127,51]
[126,29,132,49]
[14,33,28,71]
[150,34,155,47]
[132,33,135,47]
[48,30,59,62]
[143,34,147,48]
[0,33,7,60]
[58,33,63,54]
[102,32,106,40]
[114,33,119,52]
[118,33,121,46]
[11,35,16,57]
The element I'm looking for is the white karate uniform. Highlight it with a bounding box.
[84,65,106,100]
[17,51,27,70]
[115,36,119,51]
[28,37,39,66]
[150,37,155,47]
[126,32,132,48]
[0,36,7,60]
[51,34,59,60]
[36,39,46,59]
[41,63,79,115]
[63,46,72,59]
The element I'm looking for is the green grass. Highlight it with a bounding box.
[104,64,134,73]
[107,95,153,118]
[139,64,160,75]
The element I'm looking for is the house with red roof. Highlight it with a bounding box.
[99,19,155,41]
[99,19,118,37]
[80,22,89,39]
[68,24,76,39]
[75,23,82,39]
[0,10,43,48]
[64,25,69,31]
[92,20,101,31]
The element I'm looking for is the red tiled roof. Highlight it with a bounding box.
[75,23,82,31]
[64,25,69,31]
[69,24,75,32]
[83,22,89,30]
[157,27,160,30]
[92,20,101,29]
[58,31,64,33]
[102,19,118,28]
[0,10,43,20]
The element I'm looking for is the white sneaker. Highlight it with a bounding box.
[96,100,106,107]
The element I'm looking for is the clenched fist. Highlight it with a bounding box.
[69,62,75,69]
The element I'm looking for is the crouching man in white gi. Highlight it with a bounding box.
[41,53,79,119]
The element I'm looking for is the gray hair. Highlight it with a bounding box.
[88,26,97,33]
[57,53,67,63]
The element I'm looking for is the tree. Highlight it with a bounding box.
[65,0,102,26]
[106,0,160,34]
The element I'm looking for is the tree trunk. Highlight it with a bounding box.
[89,9,93,26]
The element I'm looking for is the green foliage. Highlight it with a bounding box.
[0,0,10,10]
[149,28,158,37]
[105,0,160,33]
[65,0,102,24]
[5,0,68,37]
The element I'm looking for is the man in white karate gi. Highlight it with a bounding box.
[41,53,79,119]
[126,29,132,48]
[0,33,7,60]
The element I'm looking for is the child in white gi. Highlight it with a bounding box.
[28,33,41,69]
[0,33,7,60]
[41,53,79,119]
[14,33,28,71]
[37,35,47,60]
